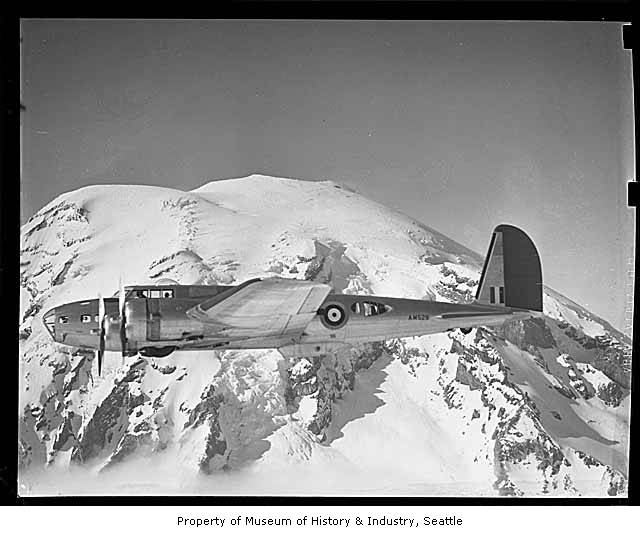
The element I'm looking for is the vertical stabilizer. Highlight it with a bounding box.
[475,224,543,312]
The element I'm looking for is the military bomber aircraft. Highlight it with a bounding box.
[42,224,543,375]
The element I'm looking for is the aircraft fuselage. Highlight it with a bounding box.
[42,283,534,358]
[41,224,543,372]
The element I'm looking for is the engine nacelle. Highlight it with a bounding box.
[123,299,149,351]
[105,298,205,352]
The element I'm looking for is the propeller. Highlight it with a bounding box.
[95,279,128,376]
[118,276,127,364]
[97,293,106,376]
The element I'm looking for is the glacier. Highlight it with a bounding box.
[18,174,631,496]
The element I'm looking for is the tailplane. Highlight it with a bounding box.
[475,224,543,312]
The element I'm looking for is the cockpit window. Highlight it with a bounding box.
[350,301,389,317]
[129,288,175,299]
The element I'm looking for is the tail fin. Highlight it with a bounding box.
[475,224,543,312]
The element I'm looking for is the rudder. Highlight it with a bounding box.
[475,224,543,312]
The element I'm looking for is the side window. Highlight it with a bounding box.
[351,301,390,316]
[142,289,151,298]
[58,316,68,324]
[94,314,99,322]
[162,289,174,298]
[363,302,379,316]
[80,314,91,323]
[150,289,162,299]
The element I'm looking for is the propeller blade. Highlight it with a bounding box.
[97,346,104,376]
[119,277,127,364]
[98,293,105,376]
[118,276,125,318]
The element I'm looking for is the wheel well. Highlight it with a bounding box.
[140,346,176,358]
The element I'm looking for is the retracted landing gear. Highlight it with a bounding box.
[140,346,177,358]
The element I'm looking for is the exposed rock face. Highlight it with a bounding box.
[449,331,562,494]
[184,384,228,472]
[20,200,92,331]
[72,358,148,464]
[597,382,625,407]
[499,318,556,350]
[18,176,631,496]
[594,344,632,389]
[436,264,478,304]
[303,344,384,440]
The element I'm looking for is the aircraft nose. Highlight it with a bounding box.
[42,307,57,340]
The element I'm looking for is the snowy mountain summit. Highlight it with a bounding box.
[19,174,631,496]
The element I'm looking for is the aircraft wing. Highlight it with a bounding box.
[185,277,332,338]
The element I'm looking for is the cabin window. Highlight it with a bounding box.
[162,289,174,298]
[148,289,161,299]
[350,301,389,317]
[58,316,68,324]
[80,314,92,323]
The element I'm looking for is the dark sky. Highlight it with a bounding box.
[21,20,634,334]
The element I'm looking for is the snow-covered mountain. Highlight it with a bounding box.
[18,174,631,496]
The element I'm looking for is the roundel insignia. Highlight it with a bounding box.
[321,303,347,329]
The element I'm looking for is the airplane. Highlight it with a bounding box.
[42,224,543,375]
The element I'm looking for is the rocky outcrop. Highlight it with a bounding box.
[72,359,148,464]
[594,344,632,389]
[286,343,384,441]
[499,318,556,350]
[184,384,228,472]
[435,264,478,304]
[597,382,625,407]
